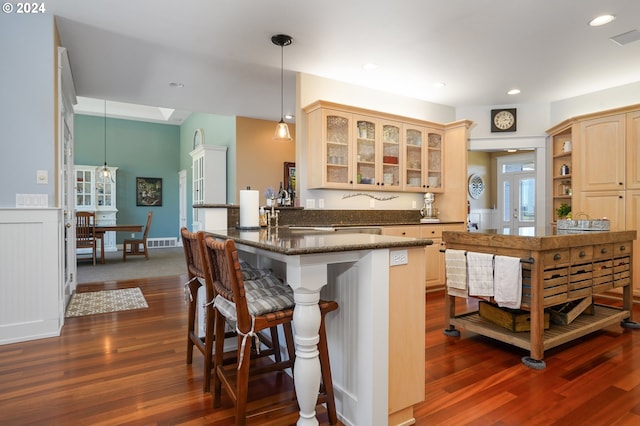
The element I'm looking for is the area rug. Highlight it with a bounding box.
[65,288,148,318]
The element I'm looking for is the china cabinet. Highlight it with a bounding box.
[190,144,227,230]
[74,165,118,252]
[304,101,448,192]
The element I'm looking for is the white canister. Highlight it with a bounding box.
[562,141,572,152]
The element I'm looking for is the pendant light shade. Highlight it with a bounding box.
[271,34,293,140]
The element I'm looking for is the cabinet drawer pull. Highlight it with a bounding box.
[619,245,626,251]
[554,253,561,260]
[601,247,608,254]
[579,251,586,258]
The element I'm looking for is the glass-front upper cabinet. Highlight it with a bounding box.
[324,110,352,187]
[381,122,401,190]
[426,130,443,192]
[354,116,377,188]
[404,125,424,192]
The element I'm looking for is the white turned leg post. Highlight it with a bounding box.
[293,290,322,426]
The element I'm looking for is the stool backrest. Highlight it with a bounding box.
[202,237,251,331]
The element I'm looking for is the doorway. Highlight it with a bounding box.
[497,153,536,234]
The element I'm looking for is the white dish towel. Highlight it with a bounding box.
[494,255,522,309]
[467,252,494,297]
[445,249,467,298]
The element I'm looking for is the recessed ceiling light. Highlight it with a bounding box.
[284,114,294,120]
[507,149,517,153]
[363,63,379,70]
[432,82,446,88]
[507,89,521,95]
[589,14,616,27]
[169,82,184,88]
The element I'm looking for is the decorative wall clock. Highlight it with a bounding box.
[468,174,485,199]
[491,108,517,132]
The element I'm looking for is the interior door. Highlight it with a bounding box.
[179,169,187,237]
[59,47,77,304]
[497,153,536,234]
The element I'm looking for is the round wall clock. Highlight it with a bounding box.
[468,174,485,199]
[491,108,517,132]
[193,128,205,148]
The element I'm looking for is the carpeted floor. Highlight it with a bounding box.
[77,247,187,284]
[65,287,148,317]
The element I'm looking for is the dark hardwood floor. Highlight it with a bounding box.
[2,276,640,425]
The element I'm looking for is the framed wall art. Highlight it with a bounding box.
[136,177,163,206]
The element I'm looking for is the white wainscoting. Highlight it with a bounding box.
[0,209,63,344]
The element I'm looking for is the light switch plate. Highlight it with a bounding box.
[306,199,315,209]
[37,170,48,184]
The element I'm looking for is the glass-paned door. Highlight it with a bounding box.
[497,153,536,234]
[325,113,350,185]
[381,123,400,189]
[355,118,377,186]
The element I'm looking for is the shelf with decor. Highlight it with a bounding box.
[548,126,574,221]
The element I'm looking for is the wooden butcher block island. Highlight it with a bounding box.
[442,227,638,369]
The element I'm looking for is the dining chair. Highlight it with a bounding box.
[181,228,288,393]
[76,211,97,265]
[123,211,152,261]
[202,236,338,425]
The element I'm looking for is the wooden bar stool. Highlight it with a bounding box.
[202,236,338,425]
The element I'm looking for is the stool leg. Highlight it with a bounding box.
[236,332,252,426]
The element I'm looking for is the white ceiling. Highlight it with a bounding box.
[48,0,640,124]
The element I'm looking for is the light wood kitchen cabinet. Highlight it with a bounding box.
[304,101,454,192]
[578,114,626,192]
[353,115,403,190]
[626,111,640,189]
[382,223,465,290]
[403,125,444,193]
[420,223,465,290]
[548,103,640,296]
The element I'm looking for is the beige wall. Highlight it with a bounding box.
[235,117,296,205]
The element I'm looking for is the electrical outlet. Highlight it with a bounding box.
[131,233,135,238]
[369,199,375,208]
[412,200,417,209]
[390,250,408,266]
[318,199,325,209]
[306,199,315,209]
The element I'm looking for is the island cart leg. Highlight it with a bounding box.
[522,253,546,369]
[621,282,640,329]
[443,293,461,337]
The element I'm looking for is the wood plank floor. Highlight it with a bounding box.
[2,276,640,425]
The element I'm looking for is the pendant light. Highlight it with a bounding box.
[271,34,293,140]
[99,99,113,183]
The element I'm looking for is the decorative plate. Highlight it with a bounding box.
[468,174,485,199]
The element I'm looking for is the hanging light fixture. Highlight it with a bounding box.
[271,34,293,140]
[99,99,113,183]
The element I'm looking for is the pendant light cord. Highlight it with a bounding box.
[280,43,284,120]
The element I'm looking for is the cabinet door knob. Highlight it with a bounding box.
[579,251,586,257]
[601,247,608,254]
[619,245,626,251]
[554,253,561,260]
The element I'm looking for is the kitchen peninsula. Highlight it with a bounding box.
[204,226,431,426]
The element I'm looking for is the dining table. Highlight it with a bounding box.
[94,224,142,264]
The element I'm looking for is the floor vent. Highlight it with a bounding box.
[147,237,178,249]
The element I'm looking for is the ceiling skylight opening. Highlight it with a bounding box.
[507,88,521,95]
[363,63,379,70]
[589,14,616,27]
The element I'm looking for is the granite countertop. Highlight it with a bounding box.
[204,227,433,256]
